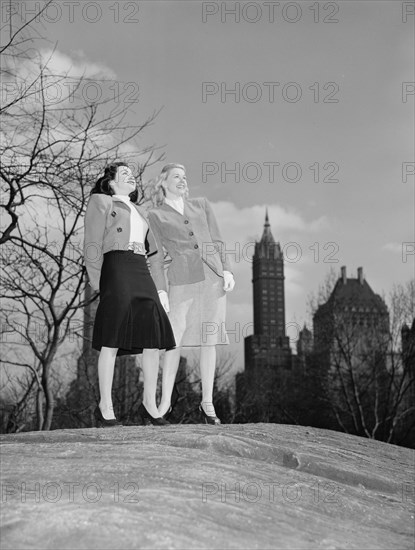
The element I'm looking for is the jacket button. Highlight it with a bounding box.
[194,244,198,249]
[189,231,194,236]
[111,211,116,217]
[184,220,189,224]
[117,227,122,232]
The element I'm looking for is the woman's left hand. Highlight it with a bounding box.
[223,271,235,292]
[158,290,170,313]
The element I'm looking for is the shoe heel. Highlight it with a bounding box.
[163,406,173,421]
[199,404,221,425]
[139,403,170,426]
[94,406,122,428]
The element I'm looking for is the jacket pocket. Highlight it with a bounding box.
[167,255,188,285]
[202,251,223,278]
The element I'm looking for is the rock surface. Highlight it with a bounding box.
[1,424,414,549]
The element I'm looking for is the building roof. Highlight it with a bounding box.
[315,274,389,317]
[260,208,276,244]
[255,209,282,259]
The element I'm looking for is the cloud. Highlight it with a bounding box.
[206,202,331,315]
[207,201,327,356]
[37,48,117,80]
[211,201,329,240]
[2,47,118,114]
[4,47,116,86]
[209,201,331,275]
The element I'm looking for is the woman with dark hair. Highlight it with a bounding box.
[147,163,235,425]
[84,162,176,427]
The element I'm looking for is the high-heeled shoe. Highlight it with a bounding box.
[162,406,173,421]
[139,403,170,426]
[94,406,123,428]
[199,403,221,425]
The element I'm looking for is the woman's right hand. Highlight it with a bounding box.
[158,290,170,313]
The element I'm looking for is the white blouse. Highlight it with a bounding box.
[113,195,148,245]
[165,196,184,215]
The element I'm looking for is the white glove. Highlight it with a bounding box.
[158,290,170,313]
[223,271,235,292]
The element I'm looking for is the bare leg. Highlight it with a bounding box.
[98,347,118,419]
[142,348,162,418]
[200,345,217,416]
[158,347,181,417]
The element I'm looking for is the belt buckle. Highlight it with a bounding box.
[128,242,145,255]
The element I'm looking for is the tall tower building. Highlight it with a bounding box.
[252,209,287,340]
[235,211,293,422]
[244,211,292,376]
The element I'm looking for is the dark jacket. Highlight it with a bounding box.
[147,197,233,292]
[84,193,158,291]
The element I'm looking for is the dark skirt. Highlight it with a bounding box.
[92,251,176,356]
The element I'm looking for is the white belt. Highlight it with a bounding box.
[127,242,146,255]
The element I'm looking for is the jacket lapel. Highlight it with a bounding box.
[163,200,189,217]
[111,196,149,224]
[134,204,149,221]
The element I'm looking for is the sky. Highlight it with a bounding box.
[9,0,414,372]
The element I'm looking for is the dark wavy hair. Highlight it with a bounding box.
[91,162,139,203]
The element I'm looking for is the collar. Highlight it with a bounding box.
[112,194,131,203]
[112,195,149,220]
[165,196,184,214]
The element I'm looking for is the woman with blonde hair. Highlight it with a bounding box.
[147,163,235,424]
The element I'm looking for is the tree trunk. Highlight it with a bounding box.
[36,389,44,431]
[41,362,55,431]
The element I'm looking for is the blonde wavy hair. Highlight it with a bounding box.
[146,163,189,207]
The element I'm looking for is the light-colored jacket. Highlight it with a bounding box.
[147,197,233,292]
[83,193,158,291]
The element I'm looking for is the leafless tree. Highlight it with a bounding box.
[233,366,300,425]
[308,274,415,446]
[0,3,163,431]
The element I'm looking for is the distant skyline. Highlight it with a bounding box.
[10,0,414,371]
